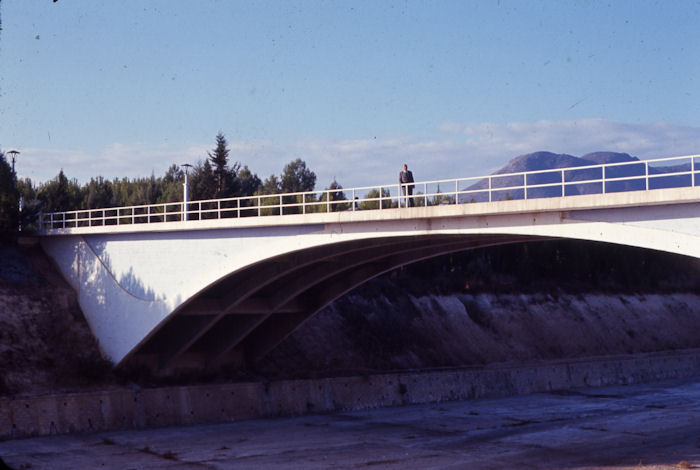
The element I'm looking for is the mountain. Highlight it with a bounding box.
[461,151,689,202]
[494,151,638,174]
[580,151,638,165]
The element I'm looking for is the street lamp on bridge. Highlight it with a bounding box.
[182,163,193,221]
[7,150,22,231]
[7,150,19,175]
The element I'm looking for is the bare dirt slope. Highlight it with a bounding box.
[261,286,700,377]
[0,240,110,395]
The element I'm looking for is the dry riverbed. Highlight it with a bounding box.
[1,377,699,469]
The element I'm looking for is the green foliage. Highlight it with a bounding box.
[0,152,19,230]
[280,158,316,193]
[208,132,231,196]
[360,188,393,210]
[237,165,262,197]
[14,144,312,223]
[430,184,455,206]
[318,179,349,212]
[37,170,82,213]
[189,160,217,200]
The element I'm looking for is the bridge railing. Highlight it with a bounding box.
[37,154,699,232]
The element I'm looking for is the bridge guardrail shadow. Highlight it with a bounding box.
[37,154,699,232]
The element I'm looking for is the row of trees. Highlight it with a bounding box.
[0,133,344,231]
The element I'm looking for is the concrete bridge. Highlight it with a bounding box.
[36,155,700,371]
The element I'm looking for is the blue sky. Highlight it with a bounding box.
[1,0,699,189]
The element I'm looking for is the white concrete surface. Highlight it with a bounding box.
[38,187,700,365]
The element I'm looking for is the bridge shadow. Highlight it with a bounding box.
[83,239,160,302]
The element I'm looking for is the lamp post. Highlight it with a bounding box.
[182,163,192,221]
[7,150,19,175]
[7,150,22,231]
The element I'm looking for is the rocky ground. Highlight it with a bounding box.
[1,236,699,395]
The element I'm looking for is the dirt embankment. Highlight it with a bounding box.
[1,238,699,395]
[0,240,111,395]
[262,286,700,378]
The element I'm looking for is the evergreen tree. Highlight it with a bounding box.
[208,132,230,196]
[190,160,217,200]
[237,165,262,196]
[0,151,19,230]
[37,170,82,213]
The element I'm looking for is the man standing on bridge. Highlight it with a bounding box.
[399,163,415,207]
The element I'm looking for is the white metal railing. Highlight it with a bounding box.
[37,154,699,232]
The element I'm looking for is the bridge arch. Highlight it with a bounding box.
[38,185,700,371]
[129,233,541,370]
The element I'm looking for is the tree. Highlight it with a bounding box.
[280,158,316,193]
[84,177,115,209]
[190,160,217,200]
[318,179,348,212]
[255,175,282,216]
[158,164,185,204]
[236,165,262,197]
[360,188,393,210]
[37,170,82,213]
[0,151,19,230]
[278,159,317,214]
[208,132,232,196]
[258,174,280,195]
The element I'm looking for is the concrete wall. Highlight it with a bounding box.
[3,349,700,440]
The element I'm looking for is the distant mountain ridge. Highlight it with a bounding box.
[494,151,639,175]
[462,151,691,202]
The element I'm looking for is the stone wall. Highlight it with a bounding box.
[3,349,700,440]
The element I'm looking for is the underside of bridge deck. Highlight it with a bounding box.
[124,233,543,373]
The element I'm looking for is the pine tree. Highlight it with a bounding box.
[208,132,230,196]
[0,152,19,230]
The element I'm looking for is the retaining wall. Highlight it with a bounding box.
[2,349,700,440]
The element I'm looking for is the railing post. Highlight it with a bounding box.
[524,173,528,200]
[327,191,330,213]
[645,161,649,190]
[303,193,306,215]
[693,156,697,187]
[488,176,492,202]
[352,189,356,211]
[561,169,565,197]
[602,166,606,194]
[455,180,458,204]
[62,212,66,229]
[237,198,240,218]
